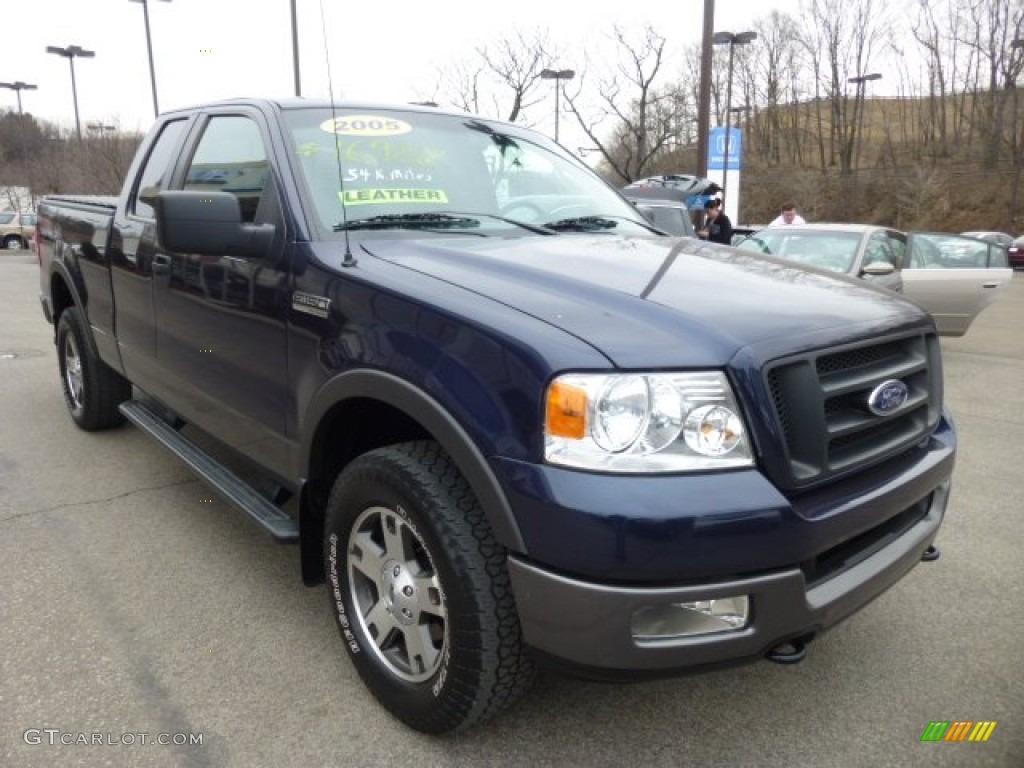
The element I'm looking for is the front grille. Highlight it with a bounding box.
[765,333,942,487]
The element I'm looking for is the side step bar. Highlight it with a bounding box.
[119,400,299,543]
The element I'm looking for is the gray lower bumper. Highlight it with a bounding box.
[508,481,948,672]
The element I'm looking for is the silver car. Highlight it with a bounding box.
[736,223,1012,336]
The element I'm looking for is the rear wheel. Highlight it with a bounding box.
[324,441,535,733]
[3,235,24,250]
[56,306,132,430]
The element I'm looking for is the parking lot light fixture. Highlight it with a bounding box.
[711,31,756,206]
[45,45,96,141]
[539,68,576,143]
[129,0,172,118]
[0,81,38,115]
[848,73,883,170]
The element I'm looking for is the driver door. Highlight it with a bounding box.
[151,110,293,474]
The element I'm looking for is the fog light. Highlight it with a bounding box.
[631,596,750,640]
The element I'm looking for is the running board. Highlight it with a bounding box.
[119,400,299,543]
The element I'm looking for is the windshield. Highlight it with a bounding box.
[282,107,652,237]
[736,230,861,274]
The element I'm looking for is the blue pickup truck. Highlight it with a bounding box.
[37,99,955,734]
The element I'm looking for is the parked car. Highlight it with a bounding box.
[623,174,721,198]
[961,230,1015,251]
[0,211,37,250]
[735,223,907,292]
[622,191,696,237]
[1008,235,1024,270]
[730,225,760,245]
[736,223,1013,336]
[621,176,723,238]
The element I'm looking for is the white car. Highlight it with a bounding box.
[736,223,1012,336]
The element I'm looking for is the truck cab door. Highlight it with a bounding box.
[109,117,191,384]
[150,112,293,474]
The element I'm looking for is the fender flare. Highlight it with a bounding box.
[48,259,100,359]
[299,369,526,552]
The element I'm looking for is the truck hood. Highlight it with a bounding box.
[359,234,930,368]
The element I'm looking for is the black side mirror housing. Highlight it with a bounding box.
[154,190,274,259]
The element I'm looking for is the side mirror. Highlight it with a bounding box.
[861,261,895,276]
[154,190,274,259]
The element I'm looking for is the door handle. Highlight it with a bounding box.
[982,282,999,289]
[153,253,171,275]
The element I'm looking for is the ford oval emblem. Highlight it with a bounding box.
[867,379,909,416]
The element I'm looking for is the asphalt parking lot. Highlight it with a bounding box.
[1,248,1021,768]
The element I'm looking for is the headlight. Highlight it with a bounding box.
[544,372,753,472]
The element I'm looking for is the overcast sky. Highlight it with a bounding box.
[5,0,803,142]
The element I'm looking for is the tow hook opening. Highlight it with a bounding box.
[921,545,940,562]
[765,636,811,665]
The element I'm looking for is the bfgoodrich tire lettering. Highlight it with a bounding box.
[324,441,535,734]
[56,306,132,430]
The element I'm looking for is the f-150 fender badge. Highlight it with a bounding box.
[292,292,331,318]
[867,379,909,416]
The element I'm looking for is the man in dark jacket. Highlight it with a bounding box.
[697,198,733,244]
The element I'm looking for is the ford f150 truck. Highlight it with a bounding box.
[37,99,955,734]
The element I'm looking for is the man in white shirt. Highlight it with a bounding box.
[769,202,806,226]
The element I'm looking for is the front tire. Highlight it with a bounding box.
[324,441,534,734]
[56,306,132,430]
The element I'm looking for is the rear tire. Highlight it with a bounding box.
[56,306,132,430]
[324,441,535,734]
[3,235,23,250]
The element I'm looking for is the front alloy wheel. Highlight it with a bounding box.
[324,441,535,734]
[348,504,446,683]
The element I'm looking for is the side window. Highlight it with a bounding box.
[988,244,1008,268]
[184,116,269,223]
[865,233,896,266]
[885,232,908,268]
[132,119,187,218]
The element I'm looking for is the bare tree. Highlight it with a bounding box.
[748,11,804,165]
[563,25,684,183]
[800,0,894,173]
[432,29,558,125]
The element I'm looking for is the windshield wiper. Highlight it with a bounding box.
[334,213,481,231]
[446,211,556,235]
[541,215,619,232]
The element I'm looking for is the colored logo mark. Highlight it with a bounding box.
[920,721,997,742]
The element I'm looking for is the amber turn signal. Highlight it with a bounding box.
[546,380,587,439]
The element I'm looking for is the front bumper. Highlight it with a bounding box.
[509,479,948,674]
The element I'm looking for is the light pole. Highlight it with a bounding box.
[46,45,96,141]
[696,0,716,179]
[1008,40,1023,230]
[539,68,575,143]
[129,0,171,118]
[848,73,882,170]
[712,31,756,207]
[290,0,301,96]
[0,81,39,211]
[0,81,38,115]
